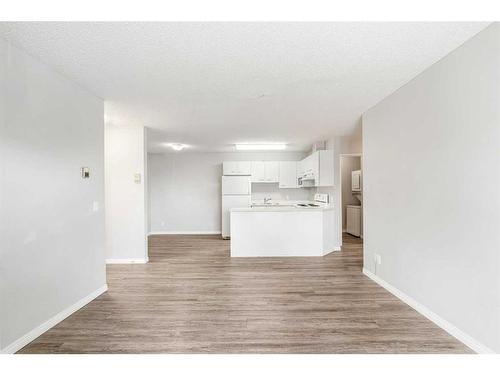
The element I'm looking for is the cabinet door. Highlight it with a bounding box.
[237,161,252,175]
[309,152,320,186]
[223,161,240,175]
[264,161,279,182]
[302,155,312,174]
[279,161,297,188]
[251,161,266,182]
[223,161,251,175]
[352,171,361,191]
[297,160,305,177]
[317,150,334,187]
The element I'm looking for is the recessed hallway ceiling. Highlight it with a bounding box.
[0,22,489,152]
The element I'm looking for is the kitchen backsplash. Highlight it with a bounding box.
[251,183,311,202]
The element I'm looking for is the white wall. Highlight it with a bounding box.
[341,156,361,231]
[148,152,308,233]
[0,38,106,352]
[105,124,148,262]
[363,23,500,353]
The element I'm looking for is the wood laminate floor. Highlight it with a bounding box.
[19,234,471,353]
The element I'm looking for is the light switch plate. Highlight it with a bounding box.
[134,173,142,184]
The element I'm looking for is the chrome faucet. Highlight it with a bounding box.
[264,196,272,204]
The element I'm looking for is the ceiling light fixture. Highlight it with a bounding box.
[166,143,188,151]
[235,143,287,151]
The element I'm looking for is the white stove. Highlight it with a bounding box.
[294,193,329,208]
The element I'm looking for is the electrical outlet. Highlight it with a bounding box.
[375,254,382,265]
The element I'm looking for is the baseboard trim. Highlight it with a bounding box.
[106,258,148,264]
[148,231,221,235]
[362,268,495,354]
[1,284,108,354]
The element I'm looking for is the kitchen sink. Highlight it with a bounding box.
[251,203,294,208]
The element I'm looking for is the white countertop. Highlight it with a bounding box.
[231,203,333,212]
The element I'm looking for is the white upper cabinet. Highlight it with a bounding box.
[296,150,334,187]
[264,161,279,182]
[251,161,279,183]
[351,170,362,192]
[223,161,252,175]
[279,161,298,188]
[297,159,305,178]
[317,150,334,187]
[225,151,333,187]
[251,161,266,182]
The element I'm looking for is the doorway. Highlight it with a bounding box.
[340,154,363,239]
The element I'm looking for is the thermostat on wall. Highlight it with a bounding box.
[81,167,90,179]
[134,173,142,184]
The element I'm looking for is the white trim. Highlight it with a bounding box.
[148,231,221,235]
[340,153,363,157]
[362,268,495,354]
[106,257,149,264]
[323,246,341,256]
[1,284,108,354]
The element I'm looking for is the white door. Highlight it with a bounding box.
[222,176,251,195]
[222,195,251,238]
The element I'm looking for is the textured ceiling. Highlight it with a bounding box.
[0,22,489,152]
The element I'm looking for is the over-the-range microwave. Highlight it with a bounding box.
[298,172,316,187]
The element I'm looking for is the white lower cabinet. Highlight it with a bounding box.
[346,205,362,237]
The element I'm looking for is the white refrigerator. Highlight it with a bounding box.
[221,175,251,239]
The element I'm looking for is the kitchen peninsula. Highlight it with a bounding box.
[230,194,338,257]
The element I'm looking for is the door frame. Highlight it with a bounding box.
[339,153,363,241]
